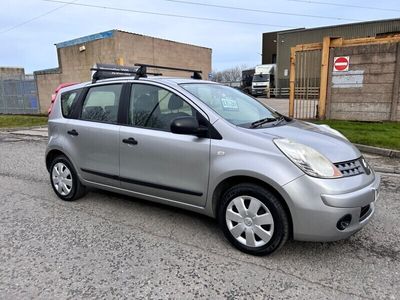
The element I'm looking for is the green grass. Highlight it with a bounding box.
[0,115,48,128]
[314,120,400,150]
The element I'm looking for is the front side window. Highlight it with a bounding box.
[129,84,195,131]
[61,90,80,118]
[80,84,122,123]
[180,83,281,128]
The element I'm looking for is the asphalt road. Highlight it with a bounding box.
[0,133,399,299]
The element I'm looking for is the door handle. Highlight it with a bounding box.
[122,137,138,145]
[67,129,79,136]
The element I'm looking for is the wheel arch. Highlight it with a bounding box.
[46,149,72,172]
[211,175,293,238]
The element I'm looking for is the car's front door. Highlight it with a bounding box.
[119,83,210,207]
[65,83,123,186]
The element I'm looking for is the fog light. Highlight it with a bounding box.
[336,214,352,231]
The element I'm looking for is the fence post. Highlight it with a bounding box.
[318,36,331,120]
[390,42,400,121]
[289,47,296,117]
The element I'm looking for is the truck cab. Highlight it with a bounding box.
[251,64,275,97]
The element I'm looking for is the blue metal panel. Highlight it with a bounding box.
[29,96,38,109]
[56,30,115,49]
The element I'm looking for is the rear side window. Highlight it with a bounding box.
[61,90,80,118]
[80,84,122,124]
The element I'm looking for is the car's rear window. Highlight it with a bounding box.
[61,89,81,118]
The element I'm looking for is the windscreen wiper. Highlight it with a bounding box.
[250,117,278,128]
[273,116,286,126]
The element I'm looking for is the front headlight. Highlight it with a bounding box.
[274,139,342,178]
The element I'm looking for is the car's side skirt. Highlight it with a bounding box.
[81,168,203,197]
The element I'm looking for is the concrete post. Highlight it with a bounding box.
[390,42,400,121]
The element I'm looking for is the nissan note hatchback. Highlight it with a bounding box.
[46,65,380,255]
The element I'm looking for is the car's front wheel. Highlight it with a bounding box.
[50,155,86,201]
[218,183,290,255]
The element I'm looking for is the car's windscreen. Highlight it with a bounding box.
[253,74,269,82]
[180,83,282,128]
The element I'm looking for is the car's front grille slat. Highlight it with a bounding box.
[334,158,365,177]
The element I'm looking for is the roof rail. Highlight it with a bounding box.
[134,64,202,80]
[90,64,161,83]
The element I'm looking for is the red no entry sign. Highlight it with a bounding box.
[333,56,349,72]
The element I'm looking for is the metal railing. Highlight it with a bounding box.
[0,75,40,114]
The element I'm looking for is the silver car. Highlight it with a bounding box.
[46,67,380,255]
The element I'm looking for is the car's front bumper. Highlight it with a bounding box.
[282,172,380,242]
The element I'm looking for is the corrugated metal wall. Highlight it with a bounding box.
[276,18,400,89]
[262,32,278,65]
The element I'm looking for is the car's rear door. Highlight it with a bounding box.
[64,83,123,186]
[119,82,211,207]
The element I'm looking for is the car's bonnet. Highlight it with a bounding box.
[253,120,361,163]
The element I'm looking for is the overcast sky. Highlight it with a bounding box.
[0,0,399,73]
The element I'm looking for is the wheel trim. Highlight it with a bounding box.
[226,196,274,248]
[52,162,73,196]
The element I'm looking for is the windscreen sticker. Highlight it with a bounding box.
[220,98,239,111]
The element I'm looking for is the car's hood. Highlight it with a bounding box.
[254,120,361,163]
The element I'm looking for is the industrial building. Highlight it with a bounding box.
[262,18,400,89]
[34,30,212,114]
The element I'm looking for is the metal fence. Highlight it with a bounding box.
[220,81,241,88]
[0,75,40,114]
[292,50,321,119]
[288,47,322,120]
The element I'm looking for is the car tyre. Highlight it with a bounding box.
[218,183,289,256]
[50,155,86,201]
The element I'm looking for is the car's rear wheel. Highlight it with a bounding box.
[218,183,289,255]
[50,155,86,201]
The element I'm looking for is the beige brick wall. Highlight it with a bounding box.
[58,37,117,82]
[35,31,212,113]
[35,71,62,114]
[114,31,211,78]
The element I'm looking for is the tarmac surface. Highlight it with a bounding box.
[0,131,399,299]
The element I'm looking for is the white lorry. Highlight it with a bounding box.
[251,64,276,97]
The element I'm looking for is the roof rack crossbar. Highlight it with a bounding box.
[134,64,202,80]
[90,67,136,74]
[90,66,162,83]
[89,63,202,83]
[90,67,161,76]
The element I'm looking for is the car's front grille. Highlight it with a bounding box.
[360,204,372,222]
[334,158,364,177]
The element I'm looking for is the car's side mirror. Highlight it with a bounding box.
[170,116,208,137]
